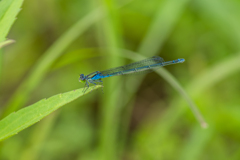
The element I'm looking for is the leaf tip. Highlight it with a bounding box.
[201,122,208,129]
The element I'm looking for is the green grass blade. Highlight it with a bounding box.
[188,53,240,96]
[0,0,24,83]
[138,0,190,56]
[0,0,13,20]
[98,0,124,159]
[195,0,240,50]
[0,0,24,42]
[0,39,15,49]
[0,85,102,142]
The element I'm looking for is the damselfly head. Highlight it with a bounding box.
[79,74,86,83]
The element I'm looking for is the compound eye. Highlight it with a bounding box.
[80,74,86,80]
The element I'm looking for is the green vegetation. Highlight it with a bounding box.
[0,86,101,141]
[0,0,240,159]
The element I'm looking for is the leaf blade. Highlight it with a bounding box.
[0,85,102,141]
[0,0,24,42]
[0,39,15,49]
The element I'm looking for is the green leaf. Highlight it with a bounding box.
[0,39,15,49]
[0,85,102,141]
[0,0,13,20]
[0,0,24,42]
[0,0,24,82]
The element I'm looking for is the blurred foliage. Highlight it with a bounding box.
[1,0,240,160]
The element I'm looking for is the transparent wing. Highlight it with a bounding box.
[100,56,164,76]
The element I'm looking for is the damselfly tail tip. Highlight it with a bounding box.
[178,58,185,63]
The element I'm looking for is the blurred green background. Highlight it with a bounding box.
[1,0,240,159]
